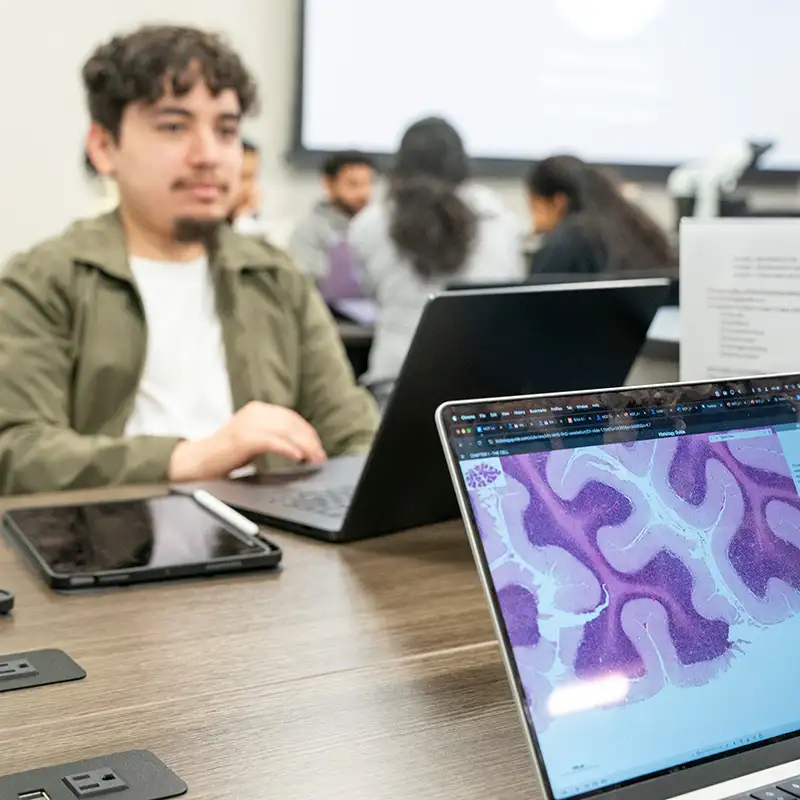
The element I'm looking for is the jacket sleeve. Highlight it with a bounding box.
[293,275,379,456]
[0,252,180,495]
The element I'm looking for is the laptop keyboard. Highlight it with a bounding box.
[276,486,354,518]
[734,776,800,800]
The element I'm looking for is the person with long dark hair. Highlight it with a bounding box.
[350,117,524,390]
[526,155,675,276]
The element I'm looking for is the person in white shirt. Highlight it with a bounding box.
[0,25,377,495]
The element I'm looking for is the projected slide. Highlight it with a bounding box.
[554,0,666,42]
[463,427,800,796]
[300,0,800,169]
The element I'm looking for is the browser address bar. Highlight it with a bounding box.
[489,420,655,446]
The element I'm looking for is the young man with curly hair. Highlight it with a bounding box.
[0,25,378,495]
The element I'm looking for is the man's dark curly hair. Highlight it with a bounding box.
[82,25,258,139]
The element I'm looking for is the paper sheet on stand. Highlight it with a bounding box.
[680,219,800,381]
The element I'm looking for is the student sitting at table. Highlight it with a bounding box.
[0,24,378,495]
[288,151,375,300]
[349,116,525,396]
[227,138,262,230]
[525,154,675,276]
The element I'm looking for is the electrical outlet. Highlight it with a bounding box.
[63,769,128,798]
[0,659,39,681]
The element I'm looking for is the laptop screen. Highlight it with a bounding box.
[441,376,800,800]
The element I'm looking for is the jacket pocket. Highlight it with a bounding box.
[225,271,301,410]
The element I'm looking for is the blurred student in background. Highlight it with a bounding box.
[228,138,261,229]
[289,151,375,297]
[350,116,524,397]
[526,155,675,275]
[0,24,377,495]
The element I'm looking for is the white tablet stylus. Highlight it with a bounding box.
[191,489,261,539]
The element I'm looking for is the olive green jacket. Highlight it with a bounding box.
[0,212,379,495]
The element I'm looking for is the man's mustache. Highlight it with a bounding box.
[171,178,230,192]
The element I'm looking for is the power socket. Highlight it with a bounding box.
[0,658,39,681]
[0,749,185,800]
[63,769,128,797]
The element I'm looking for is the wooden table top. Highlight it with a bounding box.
[0,487,540,799]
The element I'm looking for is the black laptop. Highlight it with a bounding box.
[447,268,679,295]
[181,279,670,542]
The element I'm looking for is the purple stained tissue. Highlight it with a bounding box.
[462,430,800,729]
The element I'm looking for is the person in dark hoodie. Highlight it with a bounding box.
[288,151,376,292]
[526,155,675,276]
[349,117,524,393]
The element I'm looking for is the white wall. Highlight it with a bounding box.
[0,0,797,262]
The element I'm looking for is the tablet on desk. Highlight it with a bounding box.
[3,494,282,591]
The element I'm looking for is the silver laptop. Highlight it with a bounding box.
[437,373,800,800]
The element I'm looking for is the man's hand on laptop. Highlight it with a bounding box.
[168,402,327,482]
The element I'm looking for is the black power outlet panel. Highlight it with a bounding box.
[0,750,186,800]
[0,649,84,694]
[0,658,39,681]
[63,768,128,797]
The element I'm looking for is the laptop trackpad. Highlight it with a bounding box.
[174,455,367,533]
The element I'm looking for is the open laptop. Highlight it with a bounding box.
[436,373,800,800]
[446,269,679,294]
[184,278,669,542]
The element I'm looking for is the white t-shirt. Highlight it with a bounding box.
[124,255,235,439]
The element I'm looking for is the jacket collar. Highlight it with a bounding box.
[67,210,291,281]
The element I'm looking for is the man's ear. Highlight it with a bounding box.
[322,175,335,200]
[85,122,118,177]
[553,191,571,217]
